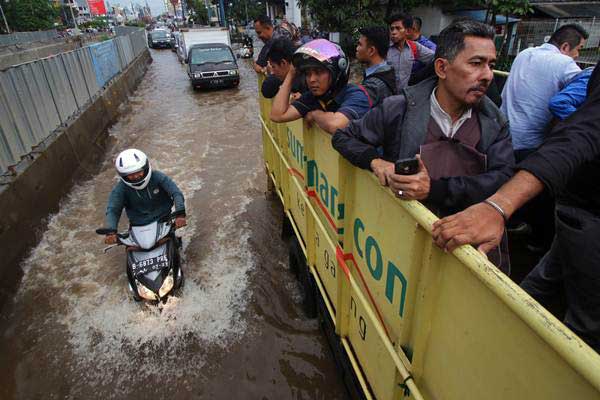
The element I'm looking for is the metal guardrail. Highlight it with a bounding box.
[0,28,148,175]
[0,30,60,47]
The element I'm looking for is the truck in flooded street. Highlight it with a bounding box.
[175,27,239,89]
[187,44,240,89]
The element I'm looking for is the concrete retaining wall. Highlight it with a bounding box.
[0,49,151,303]
[0,35,109,71]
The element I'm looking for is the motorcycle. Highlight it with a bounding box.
[96,214,184,302]
[239,34,254,59]
[239,44,254,59]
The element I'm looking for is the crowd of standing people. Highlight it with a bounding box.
[254,14,600,354]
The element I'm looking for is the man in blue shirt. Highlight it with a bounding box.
[270,39,371,134]
[409,17,436,51]
[501,24,588,161]
[409,17,437,73]
[356,26,397,107]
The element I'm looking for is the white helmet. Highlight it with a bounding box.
[115,149,152,190]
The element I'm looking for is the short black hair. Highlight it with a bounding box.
[254,15,272,27]
[413,17,423,31]
[386,13,413,29]
[267,37,296,64]
[550,23,589,49]
[435,18,494,61]
[358,26,390,58]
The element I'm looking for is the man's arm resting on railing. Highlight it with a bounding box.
[332,95,404,170]
[307,110,349,134]
[432,170,544,253]
[253,61,266,74]
[270,67,301,122]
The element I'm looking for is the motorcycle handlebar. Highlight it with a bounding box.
[95,213,184,236]
[95,228,128,238]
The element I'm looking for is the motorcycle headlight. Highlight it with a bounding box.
[158,272,174,298]
[136,282,158,301]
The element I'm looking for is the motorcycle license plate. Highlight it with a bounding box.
[132,254,168,275]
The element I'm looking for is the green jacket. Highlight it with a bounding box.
[105,170,185,232]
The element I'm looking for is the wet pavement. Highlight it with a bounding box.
[0,49,347,400]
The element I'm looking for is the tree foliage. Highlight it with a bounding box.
[186,0,208,24]
[80,16,109,29]
[296,0,531,59]
[297,0,531,34]
[226,0,265,25]
[298,0,385,33]
[1,0,59,31]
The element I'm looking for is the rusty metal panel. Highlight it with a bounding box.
[60,51,90,109]
[40,56,78,123]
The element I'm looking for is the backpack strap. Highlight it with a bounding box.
[407,40,418,59]
[356,83,374,108]
[369,74,395,95]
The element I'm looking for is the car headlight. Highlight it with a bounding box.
[136,281,157,300]
[194,72,202,78]
[229,69,239,76]
[158,273,174,298]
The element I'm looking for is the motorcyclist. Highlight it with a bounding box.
[242,33,253,49]
[103,149,186,244]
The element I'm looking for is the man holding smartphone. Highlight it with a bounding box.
[332,18,514,218]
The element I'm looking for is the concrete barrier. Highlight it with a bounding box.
[0,49,151,304]
[0,35,113,71]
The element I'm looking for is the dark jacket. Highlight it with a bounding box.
[362,63,396,107]
[261,73,306,99]
[519,65,600,214]
[332,77,515,215]
[105,170,186,232]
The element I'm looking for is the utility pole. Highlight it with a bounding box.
[0,2,10,34]
[68,0,80,32]
[218,0,225,27]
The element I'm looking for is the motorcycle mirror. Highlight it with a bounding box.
[96,228,114,235]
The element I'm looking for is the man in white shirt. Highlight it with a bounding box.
[501,24,588,253]
[501,24,588,161]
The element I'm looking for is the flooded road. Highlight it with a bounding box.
[0,49,347,399]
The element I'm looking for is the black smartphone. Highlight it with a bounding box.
[395,157,419,175]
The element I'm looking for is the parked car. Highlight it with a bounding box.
[170,31,181,52]
[147,30,171,49]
